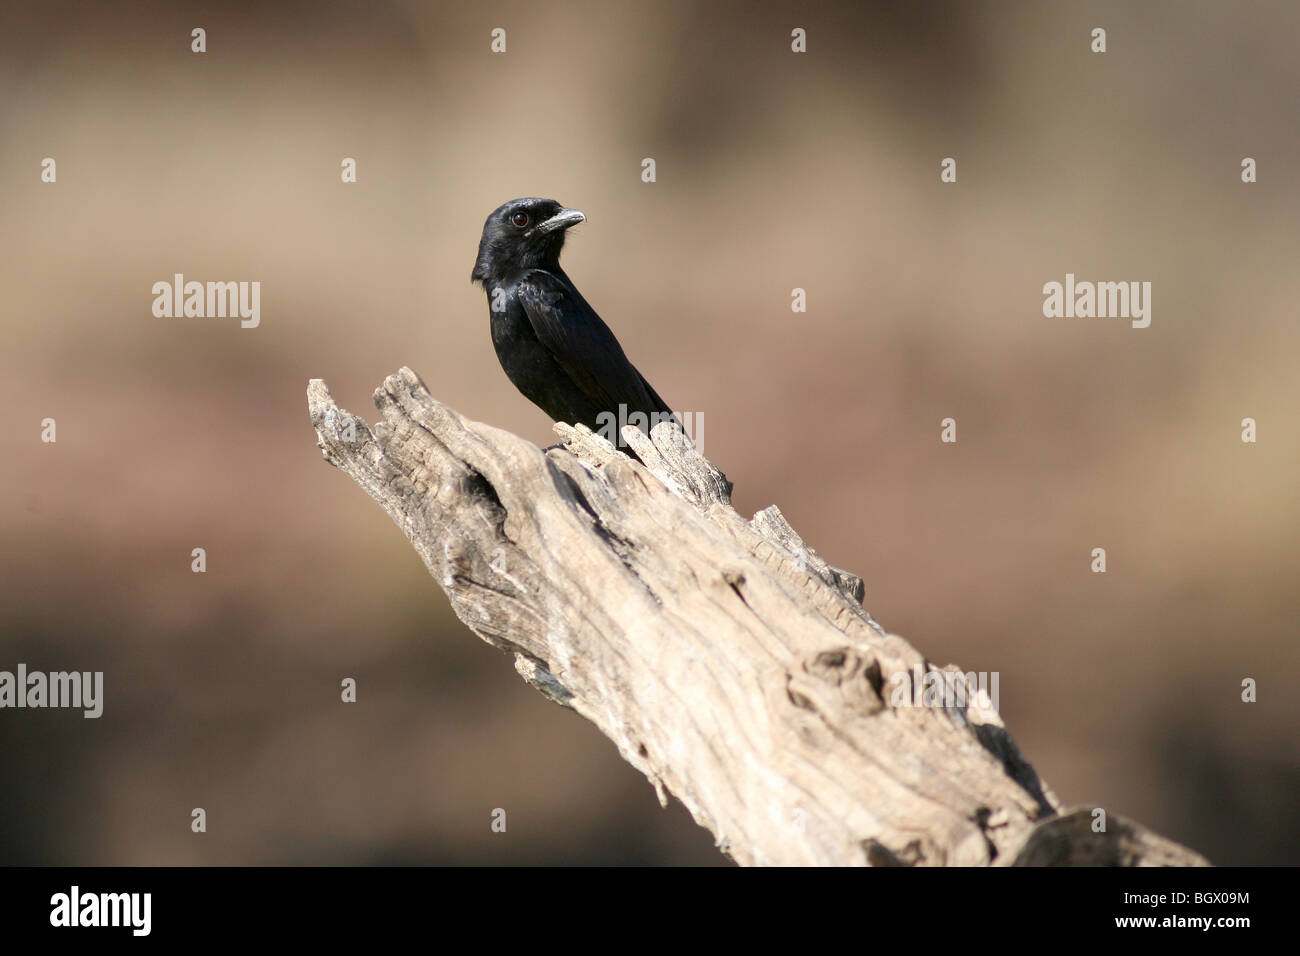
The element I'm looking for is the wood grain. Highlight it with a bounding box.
[307,367,1208,867]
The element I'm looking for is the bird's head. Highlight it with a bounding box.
[471,198,585,285]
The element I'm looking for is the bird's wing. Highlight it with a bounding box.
[516,269,672,420]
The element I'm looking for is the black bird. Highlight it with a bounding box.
[471,198,676,451]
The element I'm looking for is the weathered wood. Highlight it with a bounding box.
[307,367,1208,867]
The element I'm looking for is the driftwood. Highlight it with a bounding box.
[306,367,1208,867]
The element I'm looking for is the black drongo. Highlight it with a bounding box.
[471,198,676,451]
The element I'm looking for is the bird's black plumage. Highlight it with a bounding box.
[472,198,675,450]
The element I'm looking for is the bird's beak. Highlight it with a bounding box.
[535,208,586,235]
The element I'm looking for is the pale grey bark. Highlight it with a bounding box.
[306,367,1208,867]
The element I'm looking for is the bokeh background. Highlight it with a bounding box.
[1,0,1296,865]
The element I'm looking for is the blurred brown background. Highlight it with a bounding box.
[1,0,1296,865]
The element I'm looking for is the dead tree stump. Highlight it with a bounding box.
[306,367,1208,867]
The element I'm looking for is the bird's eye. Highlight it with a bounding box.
[511,212,530,228]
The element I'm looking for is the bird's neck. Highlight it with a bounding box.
[493,258,566,286]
